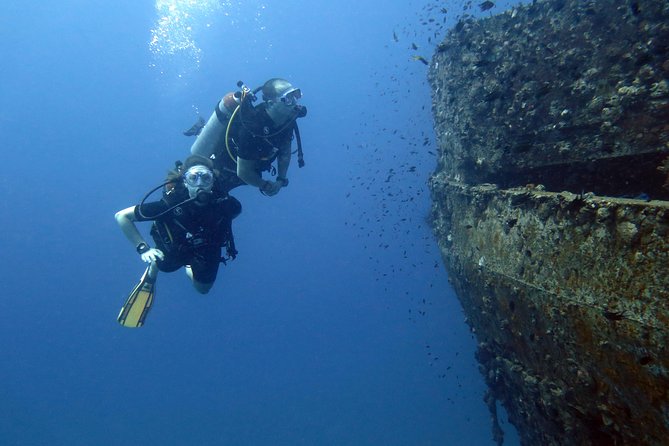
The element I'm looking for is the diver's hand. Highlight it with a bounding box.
[141,248,164,263]
[260,180,282,197]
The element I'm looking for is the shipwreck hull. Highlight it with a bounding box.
[428,0,669,444]
[430,180,669,444]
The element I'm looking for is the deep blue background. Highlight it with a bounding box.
[0,1,522,444]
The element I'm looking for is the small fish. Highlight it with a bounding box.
[479,1,495,11]
[392,30,398,42]
[411,42,418,50]
[412,55,429,65]
[183,116,206,136]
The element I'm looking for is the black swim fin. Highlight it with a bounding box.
[183,116,206,136]
[117,267,156,328]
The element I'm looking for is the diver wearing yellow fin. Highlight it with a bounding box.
[117,265,156,328]
[115,155,241,327]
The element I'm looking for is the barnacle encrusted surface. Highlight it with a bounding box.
[430,0,669,199]
[428,1,669,444]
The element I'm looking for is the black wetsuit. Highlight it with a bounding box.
[211,101,295,193]
[135,188,241,284]
[229,101,295,161]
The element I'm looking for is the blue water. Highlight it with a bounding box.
[0,1,522,444]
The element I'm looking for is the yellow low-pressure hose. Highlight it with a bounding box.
[225,104,241,164]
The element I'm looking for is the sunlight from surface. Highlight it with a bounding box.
[149,0,268,80]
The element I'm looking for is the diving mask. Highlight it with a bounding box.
[184,165,214,189]
[279,88,302,106]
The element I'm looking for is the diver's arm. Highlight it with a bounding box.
[115,206,164,262]
[237,157,282,196]
[237,157,268,188]
[115,207,146,247]
[276,141,292,182]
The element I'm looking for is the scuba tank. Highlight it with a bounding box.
[189,90,243,159]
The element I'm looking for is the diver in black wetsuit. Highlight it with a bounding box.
[189,78,307,196]
[115,155,240,297]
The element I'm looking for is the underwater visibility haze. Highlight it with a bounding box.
[0,1,526,444]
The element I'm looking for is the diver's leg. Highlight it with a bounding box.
[186,248,220,294]
[185,265,214,294]
[193,280,214,294]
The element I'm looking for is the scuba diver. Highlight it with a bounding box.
[114,155,241,327]
[189,78,308,196]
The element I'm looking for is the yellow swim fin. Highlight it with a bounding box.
[117,267,156,328]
